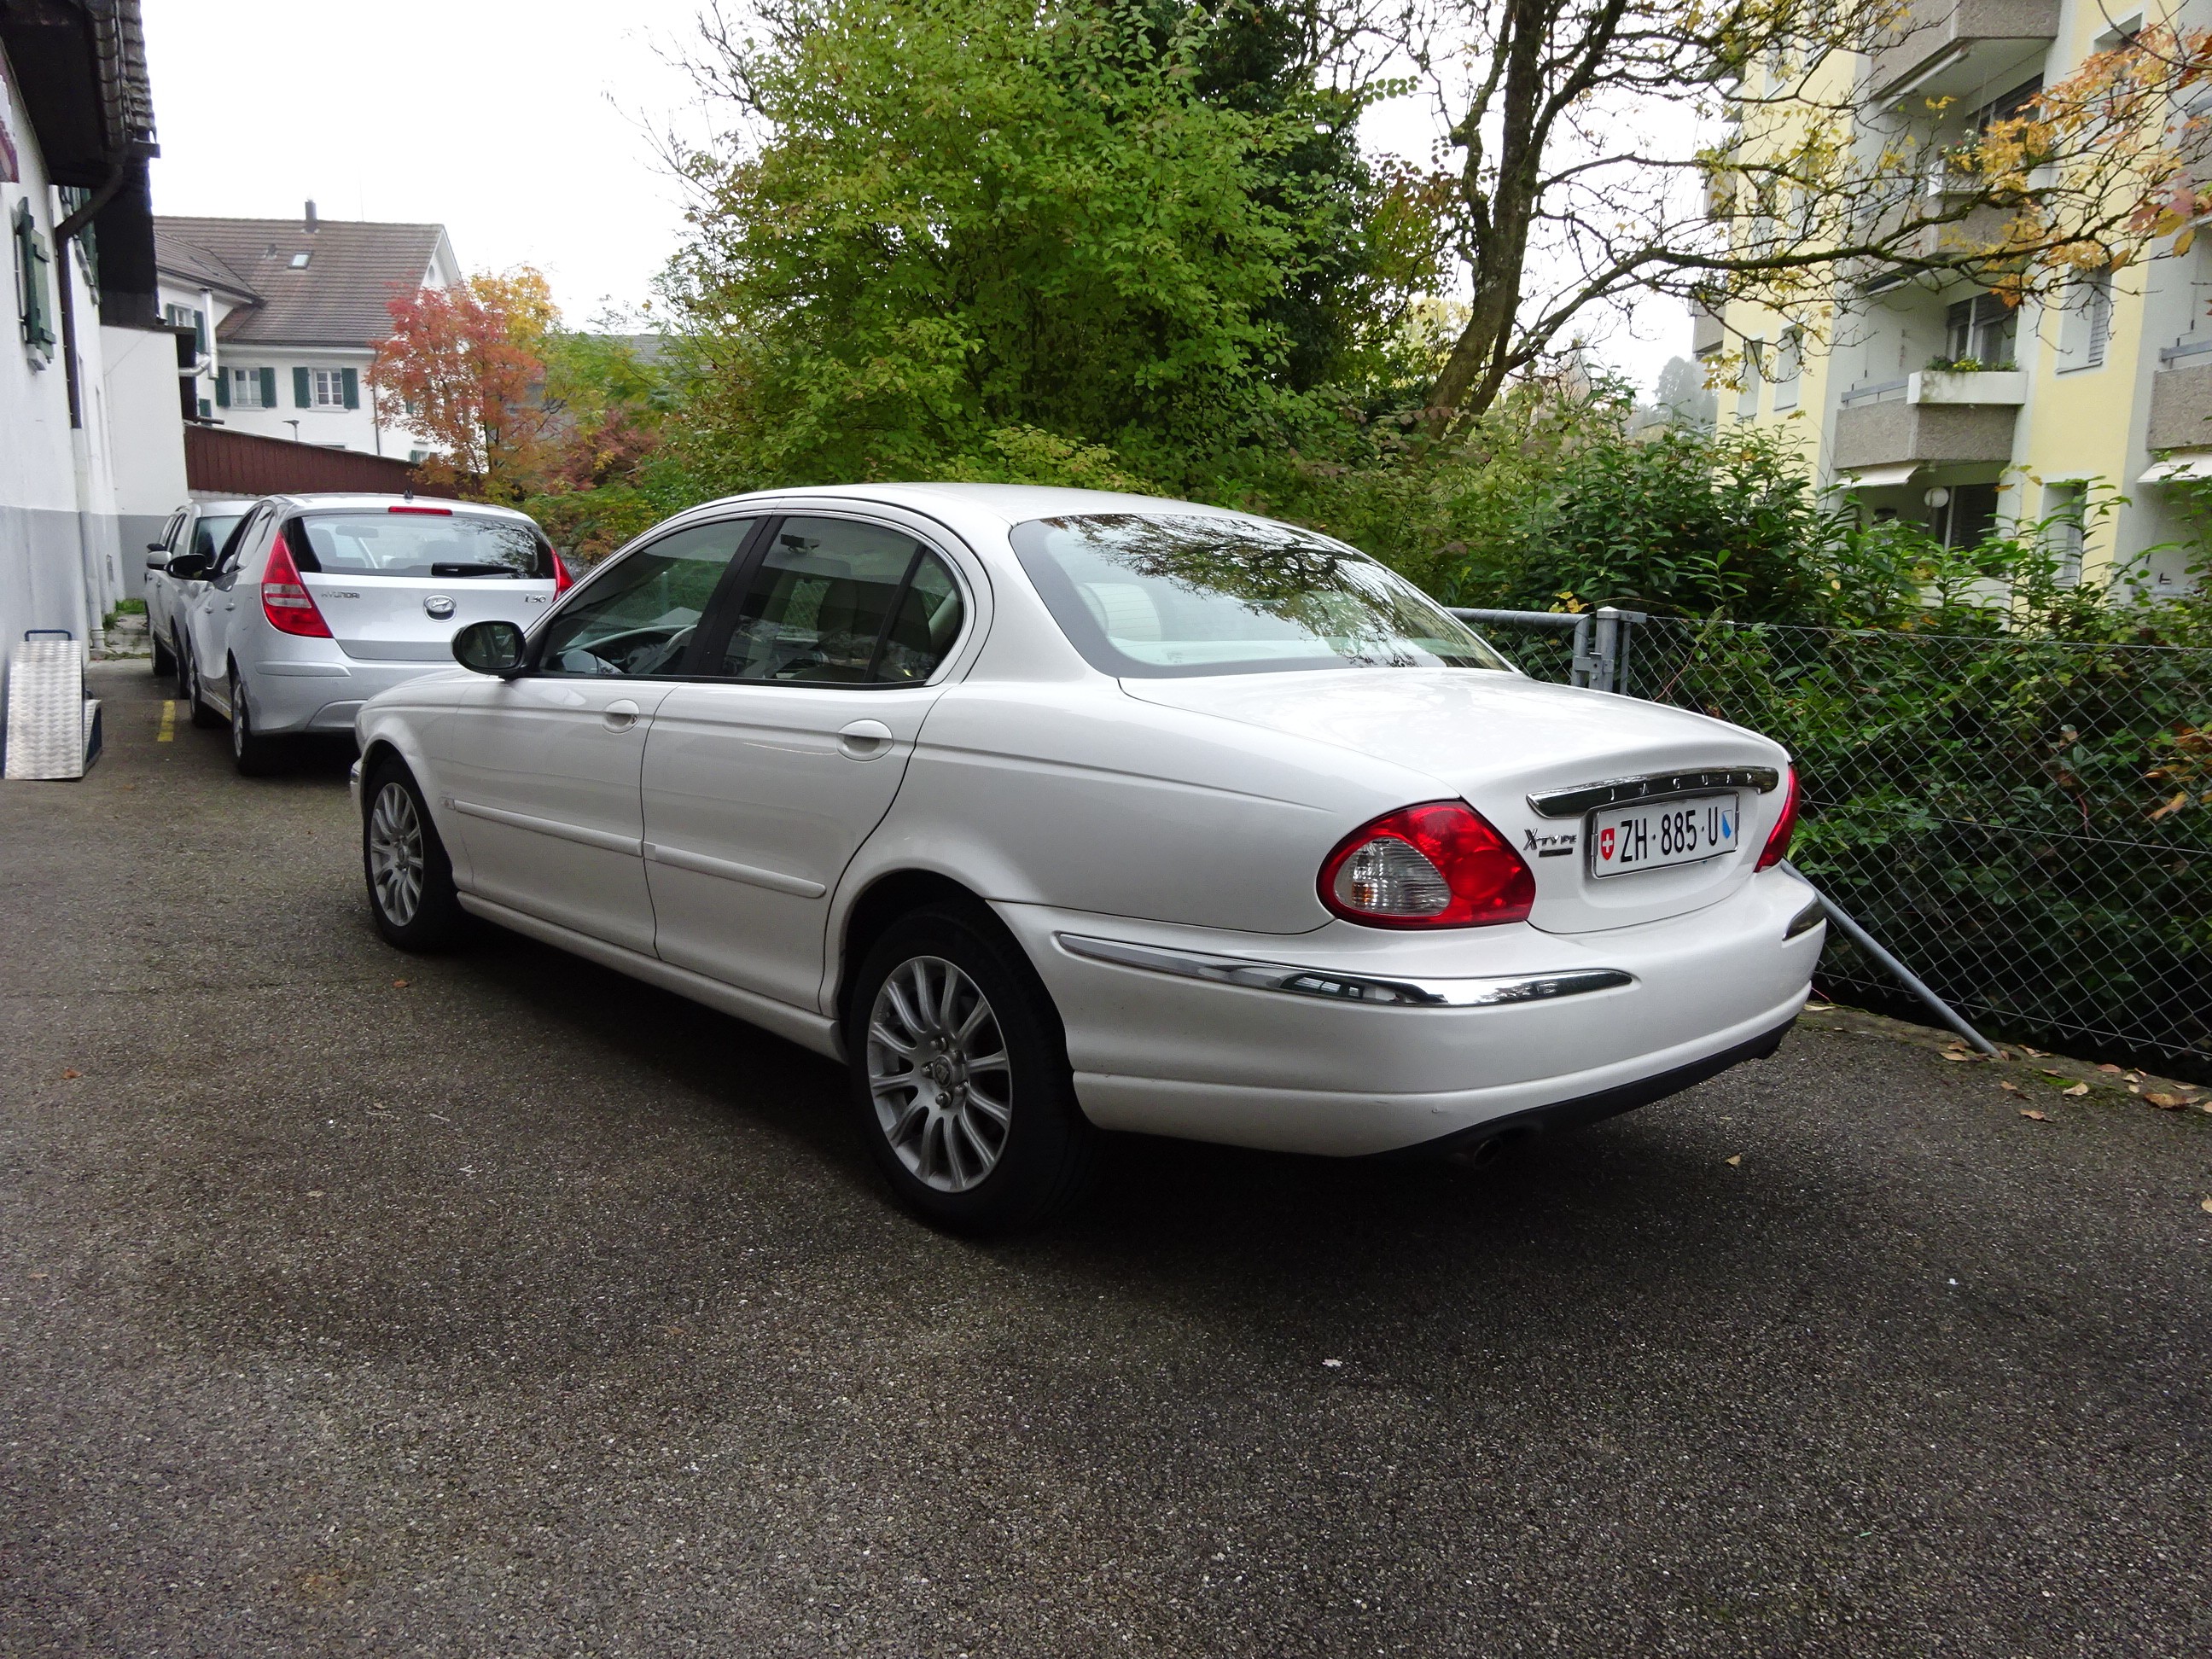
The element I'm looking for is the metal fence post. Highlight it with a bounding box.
[1586,608,1646,696]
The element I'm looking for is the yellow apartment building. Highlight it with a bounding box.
[1702,0,2208,592]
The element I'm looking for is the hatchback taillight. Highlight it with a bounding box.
[551,549,574,594]
[1755,768,1799,870]
[259,534,332,638]
[1319,801,1535,928]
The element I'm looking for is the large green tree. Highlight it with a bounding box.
[662,0,1417,488]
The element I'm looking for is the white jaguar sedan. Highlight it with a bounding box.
[352,485,1823,1230]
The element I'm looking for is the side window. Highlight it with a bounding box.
[536,519,754,678]
[712,516,964,684]
[216,507,269,578]
[160,511,187,553]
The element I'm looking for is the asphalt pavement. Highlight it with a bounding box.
[4,661,2210,1656]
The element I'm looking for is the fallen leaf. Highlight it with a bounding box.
[2040,1069,2066,1080]
[1725,1154,1743,1167]
[1940,1050,1971,1062]
[2063,1082,2090,1097]
[1804,1001,1835,1012]
[2021,1045,2046,1057]
[2146,1092,2186,1109]
[2125,1071,2145,1081]
[2020,1109,2049,1121]
[392,979,410,989]
[1999,1080,2022,1093]
[306,1190,325,1199]
[2202,1197,2212,1213]
[58,1068,79,1080]
[2128,1084,2142,1094]
[2098,1063,2124,1074]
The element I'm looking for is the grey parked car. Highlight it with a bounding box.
[143,498,253,682]
[164,492,571,774]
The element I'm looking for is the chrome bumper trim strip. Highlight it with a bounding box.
[1528,766,1781,819]
[1053,933,1635,1008]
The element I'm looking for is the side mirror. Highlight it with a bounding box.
[145,551,170,569]
[165,552,214,580]
[453,619,527,677]
[146,540,168,553]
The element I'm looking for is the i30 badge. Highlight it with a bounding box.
[423,595,456,620]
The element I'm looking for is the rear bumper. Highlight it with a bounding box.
[244,656,454,735]
[995,868,1822,1156]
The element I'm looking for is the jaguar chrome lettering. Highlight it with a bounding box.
[1522,827,1578,859]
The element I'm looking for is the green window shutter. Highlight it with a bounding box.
[260,366,276,407]
[293,367,311,408]
[341,367,359,409]
[214,370,230,408]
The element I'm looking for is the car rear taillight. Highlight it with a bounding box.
[1755,767,1799,870]
[551,549,574,594]
[260,534,332,638]
[1319,801,1535,928]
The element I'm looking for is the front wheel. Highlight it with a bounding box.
[362,759,464,951]
[847,905,1095,1234]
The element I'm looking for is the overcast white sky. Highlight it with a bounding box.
[139,0,1685,392]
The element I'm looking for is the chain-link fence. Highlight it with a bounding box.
[1470,612,2212,1081]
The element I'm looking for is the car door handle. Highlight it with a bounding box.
[602,698,642,732]
[838,719,895,760]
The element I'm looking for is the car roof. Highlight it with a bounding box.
[258,492,538,522]
[678,481,1257,530]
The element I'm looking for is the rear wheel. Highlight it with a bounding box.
[183,645,221,728]
[229,670,286,777]
[363,758,463,951]
[847,905,1095,1234]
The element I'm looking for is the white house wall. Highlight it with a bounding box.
[100,321,186,587]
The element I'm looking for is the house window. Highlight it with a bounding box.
[2044,483,2087,585]
[2058,271,2113,370]
[289,252,310,269]
[164,301,208,354]
[1737,339,1765,419]
[309,367,358,408]
[227,366,268,408]
[12,200,55,364]
[1772,329,1803,410]
[1944,294,2017,367]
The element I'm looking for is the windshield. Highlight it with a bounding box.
[290,510,550,579]
[1010,513,1512,678]
[193,513,246,562]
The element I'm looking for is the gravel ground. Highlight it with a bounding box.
[4,662,2210,1656]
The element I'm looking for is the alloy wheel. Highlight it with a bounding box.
[866,956,1013,1192]
[368,781,427,927]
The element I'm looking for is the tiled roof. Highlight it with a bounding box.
[153,215,445,349]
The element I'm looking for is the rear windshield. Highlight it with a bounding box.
[289,510,550,579]
[1010,513,1511,678]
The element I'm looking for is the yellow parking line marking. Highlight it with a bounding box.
[158,700,175,742]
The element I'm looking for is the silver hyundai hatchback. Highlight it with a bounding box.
[169,493,570,773]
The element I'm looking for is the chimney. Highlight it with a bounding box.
[305,199,318,232]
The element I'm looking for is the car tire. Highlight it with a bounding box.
[846,903,1096,1234]
[229,670,286,777]
[183,646,221,728]
[150,626,174,678]
[362,757,465,952]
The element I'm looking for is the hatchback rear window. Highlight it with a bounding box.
[289,511,550,579]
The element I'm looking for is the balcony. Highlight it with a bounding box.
[1833,371,2021,471]
[1867,0,2060,102]
[2148,344,2212,452]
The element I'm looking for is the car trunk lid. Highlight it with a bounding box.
[1121,668,1792,934]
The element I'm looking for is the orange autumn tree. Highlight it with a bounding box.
[373,268,561,503]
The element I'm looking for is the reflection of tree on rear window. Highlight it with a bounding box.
[291,514,548,579]
[1010,514,1511,678]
